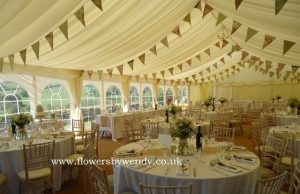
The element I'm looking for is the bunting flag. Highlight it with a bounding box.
[276,73,282,80]
[177,64,183,71]
[150,45,157,56]
[275,0,287,15]
[195,54,201,61]
[265,60,272,71]
[283,40,295,55]
[216,13,227,26]
[97,70,103,80]
[232,44,241,52]
[231,66,236,70]
[168,67,174,75]
[87,71,93,79]
[185,77,189,83]
[245,27,258,42]
[160,70,165,78]
[75,6,85,26]
[250,56,260,65]
[152,72,156,79]
[199,71,203,76]
[32,42,40,60]
[45,32,54,50]
[157,79,161,84]
[241,51,249,60]
[192,74,196,81]
[161,37,169,48]
[225,69,229,73]
[107,68,113,78]
[79,70,85,77]
[170,80,174,85]
[183,13,191,25]
[59,21,69,40]
[0,58,3,73]
[206,67,210,73]
[19,49,27,65]
[203,4,213,18]
[215,42,221,48]
[204,48,210,56]
[231,20,241,35]
[262,34,276,49]
[144,74,148,80]
[135,75,140,82]
[128,60,134,70]
[213,63,217,69]
[8,54,14,70]
[186,59,192,66]
[222,39,229,48]
[194,0,201,11]
[269,71,275,77]
[172,26,181,37]
[117,65,123,75]
[277,63,285,74]
[258,60,264,66]
[91,0,103,11]
[292,66,299,74]
[138,54,145,64]
[235,0,243,10]
[220,57,225,64]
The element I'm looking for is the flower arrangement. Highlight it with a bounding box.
[168,104,182,115]
[11,113,33,129]
[287,98,299,109]
[219,97,227,104]
[204,100,211,107]
[276,95,282,100]
[170,117,195,139]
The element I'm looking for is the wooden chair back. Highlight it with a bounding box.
[139,182,192,194]
[254,171,287,194]
[89,164,110,194]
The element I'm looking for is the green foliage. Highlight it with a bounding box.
[204,100,211,107]
[170,117,194,139]
[287,98,299,109]
[11,113,33,128]
[219,97,227,104]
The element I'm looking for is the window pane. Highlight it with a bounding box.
[142,87,152,109]
[106,86,122,113]
[81,84,100,123]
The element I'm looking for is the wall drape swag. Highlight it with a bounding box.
[67,76,83,119]
[120,77,130,106]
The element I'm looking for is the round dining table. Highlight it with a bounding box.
[113,140,260,194]
[0,131,74,194]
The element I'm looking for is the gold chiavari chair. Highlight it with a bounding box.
[72,119,85,145]
[254,171,287,194]
[139,183,192,194]
[141,121,159,139]
[287,156,300,194]
[212,127,235,142]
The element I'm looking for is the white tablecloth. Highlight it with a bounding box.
[0,134,73,194]
[202,111,233,121]
[113,142,260,194]
[276,115,300,126]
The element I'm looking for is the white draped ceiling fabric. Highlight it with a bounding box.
[0,0,299,104]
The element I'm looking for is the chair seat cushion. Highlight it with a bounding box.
[281,157,299,166]
[76,144,84,153]
[18,167,51,180]
[0,173,7,186]
[259,166,276,179]
[65,154,83,163]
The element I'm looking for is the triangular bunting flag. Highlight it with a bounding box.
[283,40,295,55]
[204,48,210,56]
[0,58,3,73]
[161,37,169,48]
[183,13,191,25]
[235,0,243,10]
[45,32,54,50]
[231,20,241,35]
[128,60,134,70]
[216,13,227,26]
[206,67,210,73]
[19,49,27,65]
[87,71,93,79]
[185,77,189,83]
[195,54,201,61]
[269,71,275,77]
[144,74,148,80]
[117,65,123,76]
[225,69,229,73]
[138,54,145,64]
[194,0,201,11]
[277,63,285,74]
[222,39,229,48]
[59,21,68,40]
[97,70,103,80]
[245,28,258,42]
[107,68,113,78]
[275,0,287,15]
[265,60,272,71]
[186,59,192,66]
[8,54,14,70]
[160,70,165,78]
[292,66,299,74]
[32,42,40,60]
[178,64,183,71]
[172,26,181,37]
[152,73,156,79]
[213,63,218,69]
[135,75,140,82]
[215,42,221,48]
[168,67,174,75]
[220,57,225,64]
[276,73,282,80]
[91,0,103,11]
[170,80,174,85]
[157,79,161,84]
[150,45,157,56]
[79,70,84,77]
[192,74,196,81]
[250,56,260,65]
[232,44,241,52]
[241,51,249,60]
[203,4,213,18]
[262,34,276,49]
[199,71,203,76]
[75,6,85,26]
[231,66,236,70]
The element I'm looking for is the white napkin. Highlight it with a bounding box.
[214,162,242,173]
[116,149,137,156]
[233,155,257,164]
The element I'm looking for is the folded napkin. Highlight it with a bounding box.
[233,154,257,164]
[214,162,241,173]
[116,149,137,157]
[230,145,247,151]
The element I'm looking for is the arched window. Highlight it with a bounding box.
[129,86,139,111]
[157,87,164,107]
[106,86,122,113]
[142,87,152,109]
[0,82,30,123]
[81,84,100,122]
[166,88,173,104]
[41,84,70,122]
[176,86,188,104]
